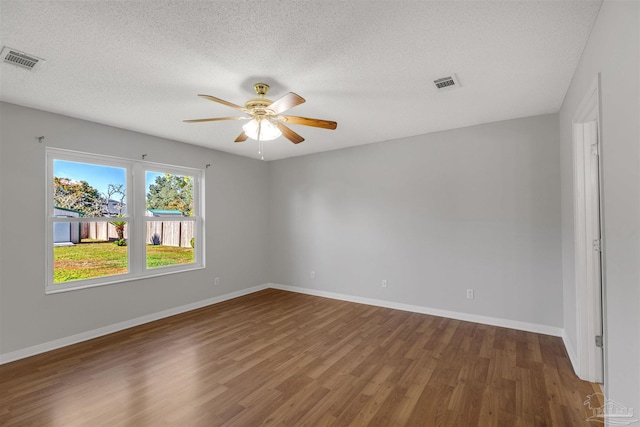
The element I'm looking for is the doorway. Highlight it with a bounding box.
[572,75,604,383]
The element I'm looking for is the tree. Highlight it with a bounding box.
[109,214,127,245]
[105,183,126,215]
[54,177,103,217]
[146,174,193,216]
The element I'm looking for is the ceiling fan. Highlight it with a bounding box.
[184,83,337,145]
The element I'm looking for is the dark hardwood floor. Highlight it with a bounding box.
[0,289,601,426]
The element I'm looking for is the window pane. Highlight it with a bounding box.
[54,160,126,218]
[146,220,195,268]
[53,221,129,283]
[145,171,193,217]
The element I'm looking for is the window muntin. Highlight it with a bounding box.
[46,149,204,293]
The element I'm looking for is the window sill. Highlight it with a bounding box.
[45,265,206,294]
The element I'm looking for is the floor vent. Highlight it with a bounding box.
[433,74,460,91]
[1,46,45,71]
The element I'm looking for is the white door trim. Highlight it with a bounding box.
[572,74,605,383]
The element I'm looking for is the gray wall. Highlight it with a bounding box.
[0,102,270,354]
[268,114,563,328]
[559,0,639,413]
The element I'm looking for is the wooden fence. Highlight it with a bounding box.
[81,221,194,248]
[146,221,194,248]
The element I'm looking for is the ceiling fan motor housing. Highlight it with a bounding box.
[245,98,274,115]
[247,83,274,117]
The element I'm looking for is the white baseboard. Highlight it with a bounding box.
[1,282,566,366]
[0,284,270,365]
[268,283,564,337]
[562,330,580,376]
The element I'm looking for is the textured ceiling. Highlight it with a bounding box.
[0,0,602,161]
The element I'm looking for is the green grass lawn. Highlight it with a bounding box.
[54,241,194,283]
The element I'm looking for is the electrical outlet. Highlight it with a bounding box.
[214,277,220,286]
[466,289,474,299]
[311,271,316,279]
[382,279,388,288]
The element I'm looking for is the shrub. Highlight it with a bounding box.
[190,237,194,248]
[114,238,127,246]
[109,214,126,241]
[151,233,161,245]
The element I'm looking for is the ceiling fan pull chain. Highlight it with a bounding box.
[257,121,262,156]
[257,121,265,160]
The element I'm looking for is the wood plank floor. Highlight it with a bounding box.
[0,289,601,426]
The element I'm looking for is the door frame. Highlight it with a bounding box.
[572,74,605,383]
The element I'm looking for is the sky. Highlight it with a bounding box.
[54,160,165,199]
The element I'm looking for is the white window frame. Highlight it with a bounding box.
[46,148,205,294]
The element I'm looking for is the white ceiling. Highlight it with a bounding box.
[0,0,602,161]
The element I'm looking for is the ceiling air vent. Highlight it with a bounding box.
[433,74,460,91]
[1,46,45,71]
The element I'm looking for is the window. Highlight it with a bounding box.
[46,149,204,293]
[145,171,196,269]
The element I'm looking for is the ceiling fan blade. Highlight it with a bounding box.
[183,117,248,123]
[198,94,246,112]
[280,115,337,130]
[277,122,305,144]
[234,131,248,143]
[268,92,305,115]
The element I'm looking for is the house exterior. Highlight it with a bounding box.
[146,209,184,217]
[53,206,81,244]
[103,199,126,216]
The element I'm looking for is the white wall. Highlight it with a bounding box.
[559,0,639,413]
[268,114,563,329]
[0,102,270,355]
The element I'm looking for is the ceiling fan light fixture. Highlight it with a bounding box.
[242,118,281,141]
[184,83,337,150]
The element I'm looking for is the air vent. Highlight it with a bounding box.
[1,46,45,71]
[433,74,460,91]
